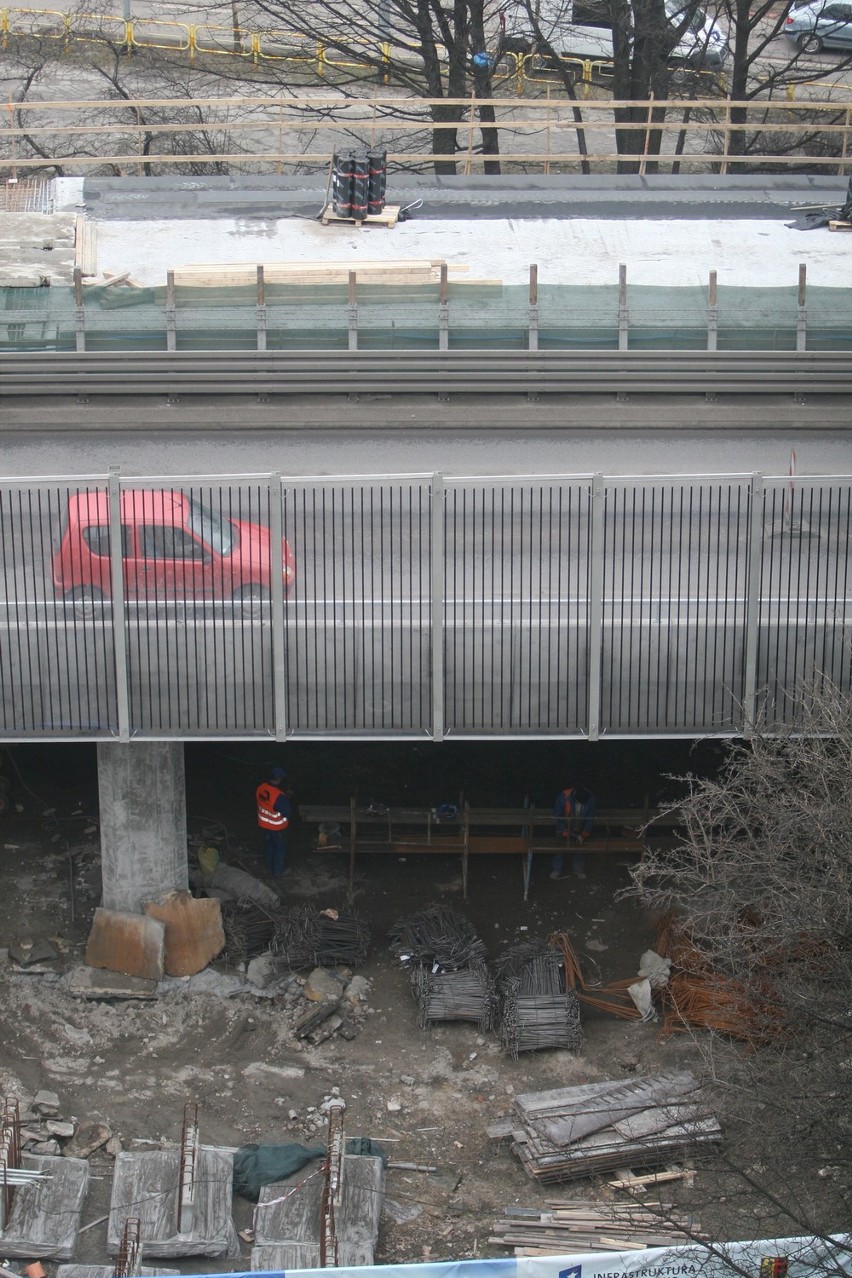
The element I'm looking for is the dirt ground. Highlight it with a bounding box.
[0,739,726,1273]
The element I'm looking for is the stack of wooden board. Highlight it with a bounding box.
[490,1198,702,1254]
[169,260,469,287]
[488,1072,721,1184]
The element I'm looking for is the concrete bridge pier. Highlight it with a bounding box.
[97,742,188,912]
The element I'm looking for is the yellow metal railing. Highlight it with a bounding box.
[0,4,762,97]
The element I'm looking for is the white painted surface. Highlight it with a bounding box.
[87,212,849,288]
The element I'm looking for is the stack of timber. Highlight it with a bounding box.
[250,1153,384,1270]
[169,260,469,287]
[490,1199,701,1254]
[490,1072,721,1184]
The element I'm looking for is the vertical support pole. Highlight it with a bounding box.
[586,473,605,742]
[720,98,732,176]
[707,269,718,352]
[256,264,267,352]
[430,472,445,741]
[528,263,539,351]
[796,262,807,353]
[438,263,449,352]
[107,466,131,742]
[269,472,288,741]
[73,265,86,353]
[617,263,628,353]
[742,472,764,735]
[347,270,358,352]
[165,269,177,353]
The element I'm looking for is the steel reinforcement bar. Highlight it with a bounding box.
[1,350,851,396]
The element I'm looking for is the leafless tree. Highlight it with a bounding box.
[621,680,852,1244]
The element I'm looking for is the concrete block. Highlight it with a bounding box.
[143,889,224,976]
[85,907,165,981]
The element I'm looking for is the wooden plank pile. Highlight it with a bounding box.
[169,260,469,287]
[490,1071,721,1184]
[490,1198,702,1255]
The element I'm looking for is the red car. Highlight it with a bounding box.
[53,490,295,612]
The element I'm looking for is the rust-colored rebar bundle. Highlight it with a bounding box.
[548,931,643,1021]
[653,913,784,1046]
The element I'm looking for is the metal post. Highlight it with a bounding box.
[107,466,131,742]
[347,270,358,352]
[256,264,267,352]
[586,473,605,741]
[796,262,807,354]
[73,265,86,353]
[742,472,764,734]
[166,270,177,353]
[527,262,539,351]
[707,269,718,353]
[438,263,449,352]
[430,473,445,741]
[617,263,629,354]
[269,472,288,741]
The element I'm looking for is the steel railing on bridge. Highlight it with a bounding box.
[1,470,849,742]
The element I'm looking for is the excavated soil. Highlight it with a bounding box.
[0,739,725,1271]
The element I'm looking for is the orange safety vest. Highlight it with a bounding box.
[256,783,289,831]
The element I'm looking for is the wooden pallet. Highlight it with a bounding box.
[829,219,852,231]
[321,203,401,228]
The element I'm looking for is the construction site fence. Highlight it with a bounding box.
[0,468,850,742]
[5,276,852,355]
[2,94,852,176]
[4,7,852,102]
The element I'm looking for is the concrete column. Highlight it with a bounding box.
[97,741,188,913]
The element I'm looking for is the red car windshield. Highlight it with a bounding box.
[186,497,238,555]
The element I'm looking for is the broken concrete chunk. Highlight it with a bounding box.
[10,936,58,966]
[67,964,159,1001]
[344,974,370,1003]
[47,1119,77,1138]
[242,1062,306,1085]
[304,967,345,1002]
[143,889,224,977]
[30,1138,61,1155]
[246,953,284,989]
[64,1119,111,1159]
[86,908,166,981]
[210,863,281,910]
[33,1089,61,1115]
[105,1134,123,1156]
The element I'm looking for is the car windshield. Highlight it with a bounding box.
[186,497,237,555]
[666,0,707,31]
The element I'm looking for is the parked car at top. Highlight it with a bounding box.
[784,0,852,50]
[501,0,729,69]
[53,489,295,612]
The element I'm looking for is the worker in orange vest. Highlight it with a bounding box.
[256,766,292,877]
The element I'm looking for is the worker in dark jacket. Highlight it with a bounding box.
[256,766,292,877]
[551,784,596,880]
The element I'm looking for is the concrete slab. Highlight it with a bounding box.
[143,890,224,976]
[85,908,166,981]
[0,212,76,286]
[107,1148,240,1258]
[66,964,159,1000]
[0,1154,89,1260]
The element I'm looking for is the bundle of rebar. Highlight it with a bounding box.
[411,962,497,1030]
[388,904,488,970]
[271,906,371,969]
[496,940,582,1057]
[500,990,582,1057]
[221,900,279,965]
